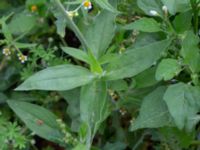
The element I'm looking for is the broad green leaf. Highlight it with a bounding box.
[181,31,200,73]
[161,0,191,15]
[105,39,172,80]
[164,83,200,131]
[16,64,96,91]
[137,0,163,16]
[130,86,172,131]
[80,81,110,145]
[123,17,162,32]
[156,58,182,81]
[7,100,63,142]
[8,12,37,35]
[84,10,116,58]
[93,0,119,13]
[173,11,192,33]
[134,67,158,88]
[62,47,90,64]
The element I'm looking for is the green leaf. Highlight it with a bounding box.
[130,86,172,131]
[8,12,37,35]
[134,67,158,88]
[156,58,182,81]
[16,64,96,91]
[123,17,162,32]
[50,0,67,37]
[163,83,200,131]
[105,39,172,80]
[7,100,63,142]
[93,0,119,13]
[173,11,192,33]
[181,31,200,73]
[137,0,163,16]
[98,53,118,65]
[161,0,191,15]
[84,10,116,58]
[62,47,90,64]
[80,81,110,145]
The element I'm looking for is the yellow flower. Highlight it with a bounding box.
[83,1,92,10]
[31,5,38,12]
[18,54,28,63]
[2,48,11,56]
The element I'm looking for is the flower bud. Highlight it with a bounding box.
[162,5,168,13]
[149,10,159,16]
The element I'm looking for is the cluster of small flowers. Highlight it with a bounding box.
[66,1,92,18]
[56,119,78,145]
[2,47,28,64]
[149,5,168,16]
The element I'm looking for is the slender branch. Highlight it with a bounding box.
[54,0,90,51]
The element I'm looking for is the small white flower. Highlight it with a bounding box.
[2,48,11,56]
[162,5,168,12]
[149,10,159,16]
[18,54,28,63]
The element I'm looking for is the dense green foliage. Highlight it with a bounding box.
[1,0,200,149]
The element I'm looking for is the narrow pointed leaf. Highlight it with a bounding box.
[62,47,90,64]
[7,100,63,142]
[123,17,162,32]
[105,39,171,80]
[16,64,96,91]
[84,11,116,58]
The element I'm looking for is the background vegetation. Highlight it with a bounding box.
[1,0,200,150]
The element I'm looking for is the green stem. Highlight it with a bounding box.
[54,0,90,51]
[191,0,199,34]
[54,0,103,73]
